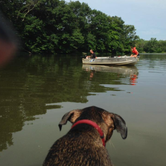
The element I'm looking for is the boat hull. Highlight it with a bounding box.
[82,56,139,66]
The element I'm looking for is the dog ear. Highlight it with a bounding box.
[112,114,128,139]
[58,109,81,131]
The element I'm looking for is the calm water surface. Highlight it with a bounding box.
[0,54,166,166]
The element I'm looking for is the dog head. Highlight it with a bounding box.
[59,106,127,142]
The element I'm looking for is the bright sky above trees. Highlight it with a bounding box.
[66,0,166,40]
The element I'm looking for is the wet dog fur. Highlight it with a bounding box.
[43,106,127,166]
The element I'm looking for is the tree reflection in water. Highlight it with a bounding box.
[0,55,138,152]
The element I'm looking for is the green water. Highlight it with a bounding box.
[0,54,166,166]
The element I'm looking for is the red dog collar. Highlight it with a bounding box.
[71,119,105,146]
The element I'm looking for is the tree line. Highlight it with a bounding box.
[136,38,166,53]
[0,0,165,55]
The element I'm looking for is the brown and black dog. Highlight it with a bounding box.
[43,106,127,166]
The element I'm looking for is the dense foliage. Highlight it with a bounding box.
[1,0,165,54]
[136,38,166,53]
[0,0,139,55]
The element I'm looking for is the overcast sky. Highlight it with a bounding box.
[65,0,166,40]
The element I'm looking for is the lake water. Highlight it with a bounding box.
[0,54,166,166]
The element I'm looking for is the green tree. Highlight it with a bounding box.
[105,16,124,55]
[144,38,158,53]
[135,39,147,53]
[0,0,140,54]
[122,24,139,54]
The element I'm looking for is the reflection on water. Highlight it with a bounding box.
[0,55,135,152]
[0,54,166,166]
[82,64,139,86]
[82,64,138,76]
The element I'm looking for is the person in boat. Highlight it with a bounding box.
[130,46,139,57]
[86,49,96,59]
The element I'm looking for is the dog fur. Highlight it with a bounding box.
[43,106,127,166]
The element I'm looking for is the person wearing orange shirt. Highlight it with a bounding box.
[130,46,139,57]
